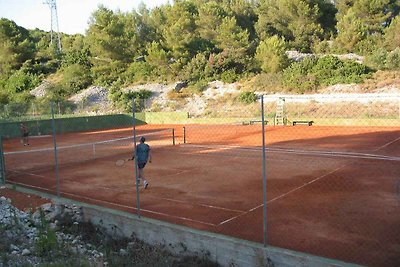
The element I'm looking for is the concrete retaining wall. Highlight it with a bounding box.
[11,185,361,267]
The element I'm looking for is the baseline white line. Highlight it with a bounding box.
[8,181,56,191]
[218,165,348,226]
[373,136,400,151]
[9,168,245,214]
[218,204,262,225]
[7,181,218,227]
[57,191,219,227]
[8,170,48,179]
[30,135,52,138]
[145,195,245,213]
[266,165,348,204]
[181,144,400,161]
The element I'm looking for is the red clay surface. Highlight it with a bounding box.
[0,187,50,211]
[2,124,400,267]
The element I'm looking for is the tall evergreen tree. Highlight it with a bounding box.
[0,18,35,75]
[255,0,326,52]
[335,0,400,52]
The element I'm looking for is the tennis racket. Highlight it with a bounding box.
[115,157,134,166]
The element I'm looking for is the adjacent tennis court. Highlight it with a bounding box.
[2,124,400,266]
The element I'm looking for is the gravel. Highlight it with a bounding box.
[0,195,219,267]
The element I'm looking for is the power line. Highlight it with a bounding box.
[44,0,62,53]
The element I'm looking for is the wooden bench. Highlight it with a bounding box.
[249,120,268,125]
[292,120,314,126]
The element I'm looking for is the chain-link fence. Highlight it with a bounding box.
[1,95,399,266]
[0,135,5,184]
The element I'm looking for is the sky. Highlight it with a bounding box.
[0,0,170,35]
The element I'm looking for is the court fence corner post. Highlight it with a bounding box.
[51,102,61,198]
[0,135,5,185]
[261,94,268,247]
[132,98,141,217]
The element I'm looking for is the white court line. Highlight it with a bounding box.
[219,165,348,226]
[373,136,400,151]
[7,182,218,227]
[9,167,246,216]
[181,144,400,161]
[60,178,245,214]
[30,135,52,138]
[266,165,348,204]
[8,181,56,192]
[218,135,400,225]
[8,170,48,179]
[145,195,245,213]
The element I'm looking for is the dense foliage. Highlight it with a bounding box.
[0,0,399,107]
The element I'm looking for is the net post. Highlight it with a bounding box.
[0,135,5,184]
[172,128,175,145]
[132,98,141,217]
[183,127,186,144]
[51,102,61,198]
[92,143,96,159]
[261,94,268,247]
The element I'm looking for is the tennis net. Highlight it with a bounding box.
[3,128,174,176]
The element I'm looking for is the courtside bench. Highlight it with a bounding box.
[249,120,268,125]
[292,120,314,126]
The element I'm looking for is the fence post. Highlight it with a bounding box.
[261,95,268,247]
[51,102,61,197]
[0,135,5,184]
[132,98,141,217]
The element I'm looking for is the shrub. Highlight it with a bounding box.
[4,70,41,94]
[220,69,239,83]
[386,48,400,70]
[124,61,153,83]
[255,36,289,73]
[60,64,92,94]
[283,55,372,92]
[238,91,257,104]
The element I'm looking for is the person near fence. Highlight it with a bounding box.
[20,123,29,146]
[134,136,151,189]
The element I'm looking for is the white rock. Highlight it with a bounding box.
[21,249,31,256]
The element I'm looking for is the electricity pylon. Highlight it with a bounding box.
[44,0,62,53]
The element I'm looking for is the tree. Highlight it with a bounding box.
[161,1,198,59]
[195,0,226,49]
[0,19,35,75]
[335,0,400,52]
[334,9,366,52]
[255,36,289,73]
[86,6,137,62]
[145,42,170,77]
[255,0,326,52]
[385,15,400,50]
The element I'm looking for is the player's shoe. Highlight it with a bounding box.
[144,181,149,189]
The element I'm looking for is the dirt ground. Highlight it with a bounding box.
[0,186,50,211]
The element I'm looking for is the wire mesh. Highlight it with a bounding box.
[261,94,400,266]
[0,135,5,184]
[1,95,399,266]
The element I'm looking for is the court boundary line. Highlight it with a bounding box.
[6,180,219,227]
[218,134,400,225]
[7,169,246,217]
[6,134,399,228]
[180,144,400,161]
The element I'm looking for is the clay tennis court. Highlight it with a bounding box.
[3,124,400,266]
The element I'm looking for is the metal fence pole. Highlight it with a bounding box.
[133,98,141,217]
[51,102,61,198]
[0,135,5,184]
[261,95,268,246]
